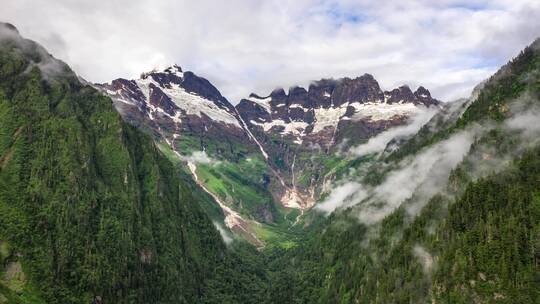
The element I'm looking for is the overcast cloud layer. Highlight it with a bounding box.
[2,0,539,103]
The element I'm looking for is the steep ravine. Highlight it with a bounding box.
[188,161,264,248]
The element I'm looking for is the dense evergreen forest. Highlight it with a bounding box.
[0,23,538,303]
[258,39,540,304]
[0,25,268,303]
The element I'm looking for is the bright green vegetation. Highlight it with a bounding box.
[169,133,255,163]
[195,156,311,247]
[196,156,278,222]
[156,142,225,221]
[292,146,377,202]
[294,152,349,187]
[251,222,299,249]
[159,137,303,247]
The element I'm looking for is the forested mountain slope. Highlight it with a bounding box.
[261,38,540,304]
[0,22,259,304]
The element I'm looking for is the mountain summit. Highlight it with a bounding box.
[99,67,440,220]
[237,75,439,149]
[99,65,242,130]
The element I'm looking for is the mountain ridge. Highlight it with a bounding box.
[0,21,538,304]
[237,73,439,148]
[98,63,442,232]
[94,56,446,245]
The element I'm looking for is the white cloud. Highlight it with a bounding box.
[213,221,233,245]
[506,106,540,136]
[0,23,70,80]
[349,107,438,156]
[413,245,434,275]
[316,181,366,213]
[1,0,539,103]
[357,129,476,224]
[181,151,219,165]
[316,124,478,219]
[317,88,540,223]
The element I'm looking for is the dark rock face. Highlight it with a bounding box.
[181,71,235,111]
[236,74,440,150]
[414,86,438,107]
[237,95,273,123]
[107,78,148,110]
[331,74,384,106]
[145,65,184,87]
[384,85,439,107]
[97,66,255,161]
[234,75,441,207]
[148,83,178,116]
[270,88,287,103]
[385,85,415,104]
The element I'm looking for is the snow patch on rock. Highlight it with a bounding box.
[312,105,349,133]
[251,119,309,138]
[136,77,241,127]
[350,102,421,121]
[246,96,272,113]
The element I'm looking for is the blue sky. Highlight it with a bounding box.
[2,0,539,103]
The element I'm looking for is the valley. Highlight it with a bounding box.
[98,62,442,246]
[0,20,538,304]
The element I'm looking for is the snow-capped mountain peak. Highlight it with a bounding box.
[99,65,244,127]
[236,75,440,149]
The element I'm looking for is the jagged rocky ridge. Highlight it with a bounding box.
[98,66,441,241]
[97,66,274,243]
[100,67,439,158]
[264,37,540,304]
[237,75,439,149]
[97,65,252,157]
[235,75,440,209]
